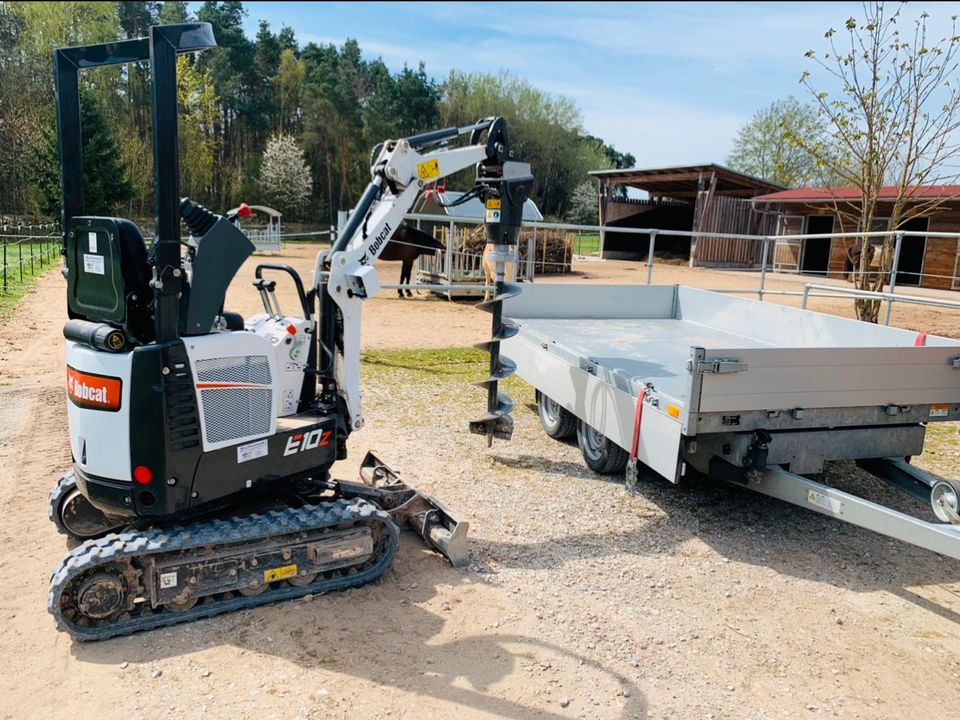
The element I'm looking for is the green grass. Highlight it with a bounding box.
[361,346,487,379]
[573,234,600,255]
[914,420,960,478]
[0,241,60,318]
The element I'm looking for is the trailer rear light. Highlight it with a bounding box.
[667,404,680,418]
[133,465,153,485]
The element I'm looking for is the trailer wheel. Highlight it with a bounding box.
[537,391,576,440]
[577,420,629,475]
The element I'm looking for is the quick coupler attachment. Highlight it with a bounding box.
[349,451,470,567]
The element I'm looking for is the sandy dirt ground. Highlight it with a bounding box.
[2,247,960,720]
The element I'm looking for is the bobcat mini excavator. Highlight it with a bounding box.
[47,23,532,640]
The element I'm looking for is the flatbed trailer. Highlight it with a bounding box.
[502,284,960,559]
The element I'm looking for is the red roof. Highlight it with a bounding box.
[753,185,960,204]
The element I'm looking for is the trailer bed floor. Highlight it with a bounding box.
[523,318,775,404]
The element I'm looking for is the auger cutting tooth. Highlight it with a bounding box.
[468,413,514,441]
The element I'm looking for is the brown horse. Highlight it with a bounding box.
[843,239,876,282]
[380,223,445,297]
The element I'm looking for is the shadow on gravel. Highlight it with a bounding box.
[482,457,960,624]
[68,539,647,720]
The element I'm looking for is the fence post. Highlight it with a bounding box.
[30,235,34,276]
[758,236,770,302]
[447,220,454,280]
[17,226,23,284]
[529,224,536,281]
[646,230,657,285]
[884,230,905,326]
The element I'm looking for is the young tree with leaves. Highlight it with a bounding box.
[726,97,827,187]
[795,2,960,322]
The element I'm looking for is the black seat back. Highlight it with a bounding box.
[65,217,154,343]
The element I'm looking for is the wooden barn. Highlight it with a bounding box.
[590,163,783,264]
[752,186,960,289]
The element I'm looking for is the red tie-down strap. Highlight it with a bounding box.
[630,388,649,460]
[915,332,927,346]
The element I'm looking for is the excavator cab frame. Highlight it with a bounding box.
[55,23,217,343]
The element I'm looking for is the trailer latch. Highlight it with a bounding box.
[693,358,749,375]
[952,356,960,369]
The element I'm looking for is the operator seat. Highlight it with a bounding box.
[64,216,155,345]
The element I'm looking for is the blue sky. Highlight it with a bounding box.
[210,1,955,168]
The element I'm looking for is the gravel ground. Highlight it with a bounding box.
[1,254,960,720]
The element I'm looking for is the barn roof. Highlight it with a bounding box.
[588,163,784,199]
[753,185,960,204]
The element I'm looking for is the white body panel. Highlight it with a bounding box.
[65,340,133,481]
[183,332,277,452]
[246,314,312,416]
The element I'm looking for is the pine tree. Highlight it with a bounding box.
[35,94,134,218]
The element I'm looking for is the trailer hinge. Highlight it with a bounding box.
[690,358,749,375]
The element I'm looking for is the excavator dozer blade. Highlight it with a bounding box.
[344,451,470,567]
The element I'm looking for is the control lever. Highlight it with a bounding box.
[252,278,281,318]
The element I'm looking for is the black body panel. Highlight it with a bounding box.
[190,417,337,508]
[73,466,136,518]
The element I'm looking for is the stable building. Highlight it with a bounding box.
[590,163,783,264]
[752,186,960,289]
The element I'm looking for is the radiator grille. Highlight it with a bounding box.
[196,355,271,385]
[195,355,273,445]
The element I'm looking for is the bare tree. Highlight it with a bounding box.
[792,2,960,322]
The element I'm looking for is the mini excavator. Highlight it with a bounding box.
[47,23,532,640]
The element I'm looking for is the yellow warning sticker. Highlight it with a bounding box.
[417,159,440,180]
[930,403,950,418]
[263,564,298,583]
[486,198,502,209]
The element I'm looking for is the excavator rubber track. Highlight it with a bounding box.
[49,498,398,641]
[49,472,125,541]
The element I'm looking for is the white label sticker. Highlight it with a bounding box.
[87,231,98,253]
[83,253,105,275]
[930,404,950,418]
[237,438,269,464]
[807,489,843,515]
[160,571,178,589]
[485,209,501,223]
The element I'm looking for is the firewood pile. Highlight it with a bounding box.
[458,224,573,274]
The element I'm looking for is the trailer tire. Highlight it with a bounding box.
[577,420,629,475]
[537,391,576,440]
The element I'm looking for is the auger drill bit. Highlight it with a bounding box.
[466,120,533,445]
[469,248,521,445]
